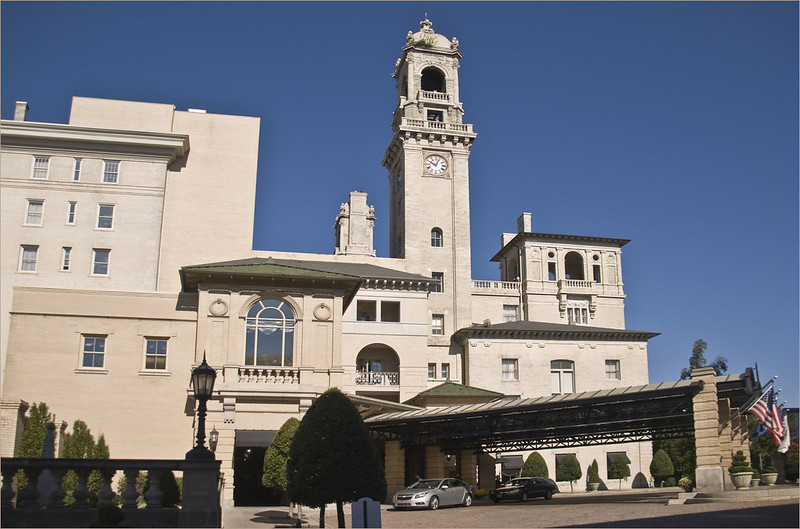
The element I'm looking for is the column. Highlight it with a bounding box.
[692,367,724,492]
[458,449,478,486]
[383,441,405,503]
[426,445,444,478]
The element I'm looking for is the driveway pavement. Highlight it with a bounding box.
[222,488,799,528]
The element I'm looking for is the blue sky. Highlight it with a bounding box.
[2,2,797,406]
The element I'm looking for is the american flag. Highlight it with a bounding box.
[748,386,785,445]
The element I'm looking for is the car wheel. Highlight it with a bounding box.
[544,490,553,500]
[463,494,473,507]
[520,491,528,502]
[429,496,439,510]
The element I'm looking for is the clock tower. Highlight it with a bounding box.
[383,17,477,336]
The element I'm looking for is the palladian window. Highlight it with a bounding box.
[245,299,295,366]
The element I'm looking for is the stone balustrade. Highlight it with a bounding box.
[419,90,451,102]
[235,366,300,384]
[1,457,221,527]
[472,280,521,291]
[401,117,473,133]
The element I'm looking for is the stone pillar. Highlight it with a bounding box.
[426,445,444,477]
[478,452,497,492]
[719,399,733,470]
[692,367,724,492]
[0,399,29,457]
[384,441,406,502]
[179,460,222,528]
[459,449,479,486]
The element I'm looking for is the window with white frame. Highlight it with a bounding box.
[245,299,295,366]
[67,202,77,224]
[61,247,72,271]
[431,272,443,293]
[92,249,110,276]
[441,363,450,380]
[428,363,437,380]
[551,360,575,395]
[501,358,519,380]
[566,300,589,325]
[103,161,120,183]
[19,245,38,272]
[32,156,50,179]
[73,158,82,181]
[97,204,114,229]
[605,359,620,380]
[81,335,106,368]
[431,314,444,335]
[144,338,168,370]
[503,304,518,323]
[430,227,443,247]
[25,200,44,225]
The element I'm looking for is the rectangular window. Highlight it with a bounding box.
[502,358,519,380]
[82,335,106,368]
[441,363,450,380]
[551,360,575,395]
[103,161,120,183]
[606,452,629,479]
[593,264,602,283]
[548,262,557,281]
[97,204,115,229]
[605,360,621,380]
[431,314,444,335]
[503,305,518,323]
[73,158,82,181]
[67,202,77,224]
[32,156,50,179]
[19,245,38,272]
[92,249,110,276]
[145,338,168,370]
[380,301,400,322]
[567,307,588,325]
[25,200,44,225]
[356,300,377,321]
[428,363,437,380]
[61,247,72,271]
[431,272,443,293]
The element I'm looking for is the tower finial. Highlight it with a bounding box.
[420,15,433,33]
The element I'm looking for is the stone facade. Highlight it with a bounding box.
[1,17,662,504]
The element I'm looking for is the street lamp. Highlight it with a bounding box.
[186,354,217,460]
[209,426,219,452]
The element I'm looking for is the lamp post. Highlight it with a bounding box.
[186,354,217,460]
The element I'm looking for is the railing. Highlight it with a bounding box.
[355,372,400,386]
[236,366,300,384]
[1,458,221,527]
[401,118,473,133]
[419,90,451,103]
[558,279,594,290]
[473,280,521,291]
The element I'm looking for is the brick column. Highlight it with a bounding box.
[426,445,445,477]
[718,399,733,470]
[459,449,479,486]
[692,367,724,492]
[384,441,406,502]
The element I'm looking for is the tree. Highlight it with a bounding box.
[555,454,581,492]
[287,389,386,528]
[18,402,54,457]
[609,455,631,490]
[589,459,600,484]
[680,339,729,380]
[61,420,110,506]
[649,450,674,486]
[520,451,549,478]
[262,417,300,502]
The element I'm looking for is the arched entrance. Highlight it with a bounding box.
[355,344,401,398]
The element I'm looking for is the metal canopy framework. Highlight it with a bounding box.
[366,376,756,452]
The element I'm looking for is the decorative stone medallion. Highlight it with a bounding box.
[209,298,228,317]
[313,303,332,321]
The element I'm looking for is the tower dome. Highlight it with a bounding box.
[405,16,459,51]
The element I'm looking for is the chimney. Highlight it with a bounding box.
[14,101,29,121]
[517,212,532,233]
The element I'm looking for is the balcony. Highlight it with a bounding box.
[355,371,400,386]
[418,90,452,103]
[558,279,594,294]
[472,280,521,296]
[233,366,300,385]
[399,117,474,134]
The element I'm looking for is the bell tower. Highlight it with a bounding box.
[382,17,477,334]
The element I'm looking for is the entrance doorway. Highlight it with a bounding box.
[233,430,281,506]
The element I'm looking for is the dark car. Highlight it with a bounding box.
[490,477,558,503]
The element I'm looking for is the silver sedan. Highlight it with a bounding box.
[392,478,473,510]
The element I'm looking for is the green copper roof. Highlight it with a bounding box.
[415,380,504,399]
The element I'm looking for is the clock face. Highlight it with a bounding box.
[424,155,448,175]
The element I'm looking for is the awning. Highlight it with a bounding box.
[235,430,277,447]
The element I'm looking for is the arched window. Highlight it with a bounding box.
[564,252,584,280]
[551,360,575,395]
[245,299,295,367]
[421,67,446,92]
[431,228,443,247]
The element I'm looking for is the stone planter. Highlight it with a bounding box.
[762,473,779,486]
[730,472,753,490]
[750,478,760,487]
[588,482,599,491]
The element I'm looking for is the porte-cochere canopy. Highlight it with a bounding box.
[365,372,758,452]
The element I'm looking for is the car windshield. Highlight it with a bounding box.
[508,478,530,486]
[408,479,441,490]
